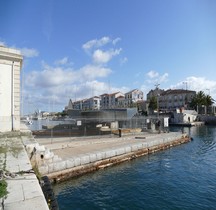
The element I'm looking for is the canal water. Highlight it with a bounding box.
[53,126,216,210]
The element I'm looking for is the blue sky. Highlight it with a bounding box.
[1,0,216,114]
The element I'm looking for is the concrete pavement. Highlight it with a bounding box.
[0,130,49,210]
[34,131,190,181]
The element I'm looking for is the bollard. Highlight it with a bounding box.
[119,128,122,138]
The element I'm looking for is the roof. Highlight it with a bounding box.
[125,89,139,94]
[183,109,198,115]
[160,89,196,96]
[100,92,123,97]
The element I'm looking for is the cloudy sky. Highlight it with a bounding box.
[1,0,216,114]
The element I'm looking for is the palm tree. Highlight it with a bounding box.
[190,91,215,114]
[190,91,204,113]
[205,94,215,114]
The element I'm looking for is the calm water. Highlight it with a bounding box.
[53,126,216,210]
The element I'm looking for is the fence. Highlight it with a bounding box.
[31,116,168,139]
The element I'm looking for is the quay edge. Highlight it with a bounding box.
[43,134,191,183]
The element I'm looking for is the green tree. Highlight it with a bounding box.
[190,91,205,113]
[148,96,157,111]
[190,91,215,114]
[205,94,215,114]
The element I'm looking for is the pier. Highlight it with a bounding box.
[32,132,191,182]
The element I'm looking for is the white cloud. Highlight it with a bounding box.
[113,37,121,45]
[82,36,111,51]
[147,70,159,78]
[173,76,216,100]
[24,62,112,105]
[54,57,69,65]
[93,48,122,64]
[0,41,5,46]
[20,47,39,57]
[146,70,169,84]
[25,66,77,88]
[160,73,169,83]
[80,64,112,79]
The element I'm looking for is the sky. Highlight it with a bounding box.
[1,0,216,114]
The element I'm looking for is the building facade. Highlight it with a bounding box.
[100,92,125,109]
[146,88,165,101]
[159,89,196,111]
[82,96,100,110]
[67,89,144,111]
[124,89,144,107]
[0,46,23,132]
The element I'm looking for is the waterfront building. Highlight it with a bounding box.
[0,46,23,132]
[67,96,100,111]
[66,89,144,112]
[159,89,196,111]
[146,88,196,112]
[82,96,100,110]
[73,99,83,110]
[170,109,198,124]
[124,89,144,107]
[146,88,165,101]
[100,92,125,109]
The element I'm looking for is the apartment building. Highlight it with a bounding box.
[159,89,196,111]
[124,89,144,107]
[100,92,125,109]
[82,96,100,110]
[0,46,23,131]
[146,88,165,101]
[67,89,144,111]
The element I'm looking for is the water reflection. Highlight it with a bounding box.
[53,125,216,210]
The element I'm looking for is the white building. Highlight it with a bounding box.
[67,96,100,111]
[170,109,198,124]
[124,89,143,107]
[82,96,100,110]
[100,92,125,109]
[0,46,23,132]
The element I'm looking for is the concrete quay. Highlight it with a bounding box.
[34,131,191,182]
[0,131,49,210]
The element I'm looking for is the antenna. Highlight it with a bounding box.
[183,82,188,90]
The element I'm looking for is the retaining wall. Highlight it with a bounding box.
[40,134,191,182]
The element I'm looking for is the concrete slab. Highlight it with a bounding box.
[0,134,49,210]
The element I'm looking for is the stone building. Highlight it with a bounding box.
[0,46,23,132]
[159,89,196,111]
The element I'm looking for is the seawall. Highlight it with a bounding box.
[34,132,191,182]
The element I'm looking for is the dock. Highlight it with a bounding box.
[32,132,191,182]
